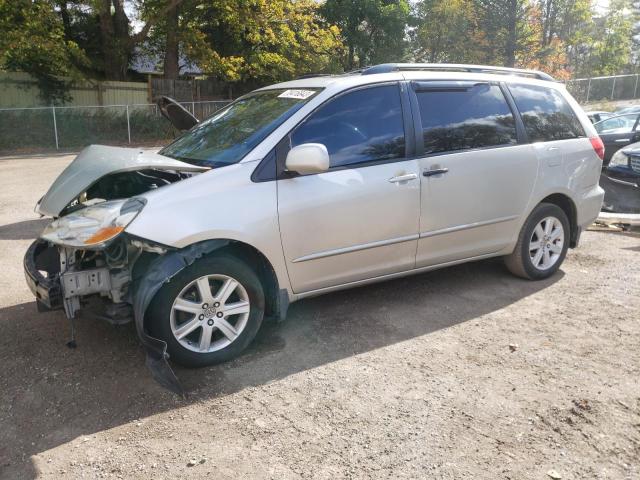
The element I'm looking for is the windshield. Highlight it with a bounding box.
[160,88,320,167]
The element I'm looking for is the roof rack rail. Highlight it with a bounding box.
[296,73,333,79]
[361,63,555,81]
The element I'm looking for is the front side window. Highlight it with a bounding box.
[415,84,517,155]
[509,84,585,142]
[594,114,639,134]
[291,84,405,168]
[161,88,320,167]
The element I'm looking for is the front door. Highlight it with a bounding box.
[277,83,421,293]
[411,81,538,267]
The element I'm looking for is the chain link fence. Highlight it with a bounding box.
[566,74,640,104]
[0,100,231,155]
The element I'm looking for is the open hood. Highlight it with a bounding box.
[37,145,208,217]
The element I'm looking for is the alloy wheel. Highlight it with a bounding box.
[170,274,251,353]
[529,216,564,271]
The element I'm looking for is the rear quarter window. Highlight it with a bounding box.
[508,84,585,142]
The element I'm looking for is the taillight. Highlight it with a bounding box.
[590,136,605,161]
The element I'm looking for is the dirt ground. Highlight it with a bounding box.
[0,153,639,480]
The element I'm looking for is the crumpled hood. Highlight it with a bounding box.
[36,145,207,217]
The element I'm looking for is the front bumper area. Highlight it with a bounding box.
[24,239,63,311]
[601,168,640,214]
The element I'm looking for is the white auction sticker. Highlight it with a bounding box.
[278,89,316,100]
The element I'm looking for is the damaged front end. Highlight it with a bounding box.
[36,198,147,322]
[24,198,188,393]
[25,145,210,396]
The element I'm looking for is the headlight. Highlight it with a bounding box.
[41,198,145,248]
[609,149,630,168]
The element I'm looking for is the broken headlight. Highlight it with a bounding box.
[41,198,145,249]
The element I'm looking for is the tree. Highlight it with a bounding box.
[631,0,640,67]
[163,2,180,79]
[586,0,634,75]
[412,0,483,63]
[321,0,410,70]
[90,0,185,80]
[0,0,88,103]
[472,0,537,67]
[172,0,344,84]
[514,3,571,78]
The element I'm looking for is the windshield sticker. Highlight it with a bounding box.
[278,89,315,100]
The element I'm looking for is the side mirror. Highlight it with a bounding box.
[285,143,330,175]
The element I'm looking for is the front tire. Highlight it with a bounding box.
[147,254,265,368]
[504,203,570,280]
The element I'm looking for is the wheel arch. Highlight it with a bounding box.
[211,240,285,320]
[155,238,286,322]
[538,193,579,247]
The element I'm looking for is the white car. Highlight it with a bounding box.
[25,63,605,393]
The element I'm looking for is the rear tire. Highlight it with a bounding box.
[504,203,570,280]
[147,254,265,368]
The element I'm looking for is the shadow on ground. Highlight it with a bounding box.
[0,219,49,241]
[0,259,562,479]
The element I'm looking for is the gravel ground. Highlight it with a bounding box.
[0,153,639,480]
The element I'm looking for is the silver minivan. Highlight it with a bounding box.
[25,64,605,392]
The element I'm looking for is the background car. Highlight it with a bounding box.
[586,110,614,123]
[593,113,640,164]
[601,142,640,213]
[615,105,640,115]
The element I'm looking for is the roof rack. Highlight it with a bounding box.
[296,73,333,79]
[361,63,555,81]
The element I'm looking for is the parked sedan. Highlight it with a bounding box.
[586,110,613,124]
[601,142,640,213]
[615,105,640,115]
[593,113,640,164]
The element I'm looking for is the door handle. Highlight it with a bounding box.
[388,173,418,183]
[615,138,631,142]
[423,167,449,177]
[547,146,560,151]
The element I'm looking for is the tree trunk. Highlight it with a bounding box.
[505,0,518,67]
[347,43,355,70]
[164,3,180,79]
[98,0,185,80]
[98,0,133,80]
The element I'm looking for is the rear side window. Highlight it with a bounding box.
[291,84,405,168]
[509,84,585,142]
[415,84,517,155]
[594,114,639,134]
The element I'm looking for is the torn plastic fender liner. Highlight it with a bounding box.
[131,239,230,396]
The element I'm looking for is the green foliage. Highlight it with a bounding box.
[321,0,410,69]
[413,0,636,78]
[0,0,89,104]
[183,0,344,83]
[583,0,634,75]
[413,0,482,63]
[1,0,638,101]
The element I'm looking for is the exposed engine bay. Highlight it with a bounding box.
[61,169,192,216]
